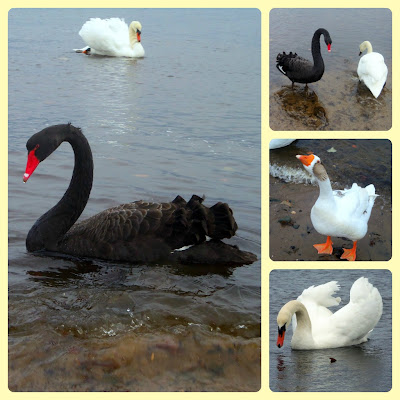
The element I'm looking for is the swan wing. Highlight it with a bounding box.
[276,53,313,78]
[79,18,130,56]
[357,52,388,97]
[293,281,341,332]
[59,195,237,261]
[326,277,383,346]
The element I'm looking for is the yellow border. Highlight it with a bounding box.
[2,1,398,398]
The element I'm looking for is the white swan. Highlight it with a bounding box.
[357,41,388,98]
[74,18,145,58]
[269,139,296,150]
[296,154,378,261]
[277,277,383,350]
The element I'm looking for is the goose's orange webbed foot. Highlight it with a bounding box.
[313,236,333,255]
[341,241,357,261]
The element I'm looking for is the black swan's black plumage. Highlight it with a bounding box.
[24,124,256,265]
[276,28,332,87]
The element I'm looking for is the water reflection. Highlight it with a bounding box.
[273,86,329,129]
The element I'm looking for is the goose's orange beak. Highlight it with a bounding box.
[296,154,315,167]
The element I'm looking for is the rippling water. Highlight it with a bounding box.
[269,8,392,130]
[270,269,392,392]
[8,8,261,391]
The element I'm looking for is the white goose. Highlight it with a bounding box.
[74,18,145,58]
[357,41,388,98]
[277,277,383,350]
[296,154,378,261]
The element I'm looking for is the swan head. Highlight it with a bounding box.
[129,21,142,42]
[23,124,77,182]
[276,302,295,348]
[359,41,372,56]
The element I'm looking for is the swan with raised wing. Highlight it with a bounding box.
[277,277,383,350]
[74,18,145,57]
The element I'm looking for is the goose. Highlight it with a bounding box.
[357,41,388,98]
[74,18,145,57]
[296,154,378,261]
[277,277,383,350]
[276,28,332,88]
[22,123,257,265]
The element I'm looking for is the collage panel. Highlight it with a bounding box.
[269,8,392,131]
[269,139,392,261]
[8,8,261,392]
[269,268,392,392]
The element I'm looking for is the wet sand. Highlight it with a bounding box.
[269,177,392,261]
[9,330,260,391]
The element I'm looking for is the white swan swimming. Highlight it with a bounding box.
[269,139,296,150]
[357,41,388,98]
[296,153,378,261]
[74,18,145,58]
[277,277,383,350]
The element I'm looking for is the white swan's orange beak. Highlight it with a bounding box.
[296,154,315,167]
[23,146,40,182]
[277,329,285,348]
[137,32,141,42]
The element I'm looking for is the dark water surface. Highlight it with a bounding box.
[8,8,261,391]
[270,269,392,392]
[269,8,392,130]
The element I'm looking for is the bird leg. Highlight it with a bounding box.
[340,241,357,261]
[313,236,333,254]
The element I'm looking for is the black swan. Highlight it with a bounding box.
[23,124,256,265]
[276,28,332,88]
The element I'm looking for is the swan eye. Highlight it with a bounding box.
[34,144,39,151]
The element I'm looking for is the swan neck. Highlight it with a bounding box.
[27,127,93,252]
[311,29,326,71]
[285,300,314,347]
[128,24,139,48]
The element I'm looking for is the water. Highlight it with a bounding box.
[269,8,392,130]
[269,139,392,261]
[8,8,261,391]
[269,269,392,392]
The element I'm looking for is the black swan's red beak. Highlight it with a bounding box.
[23,145,40,182]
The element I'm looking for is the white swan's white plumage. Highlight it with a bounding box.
[296,154,378,261]
[269,139,296,150]
[357,41,388,98]
[277,277,383,350]
[74,18,145,58]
